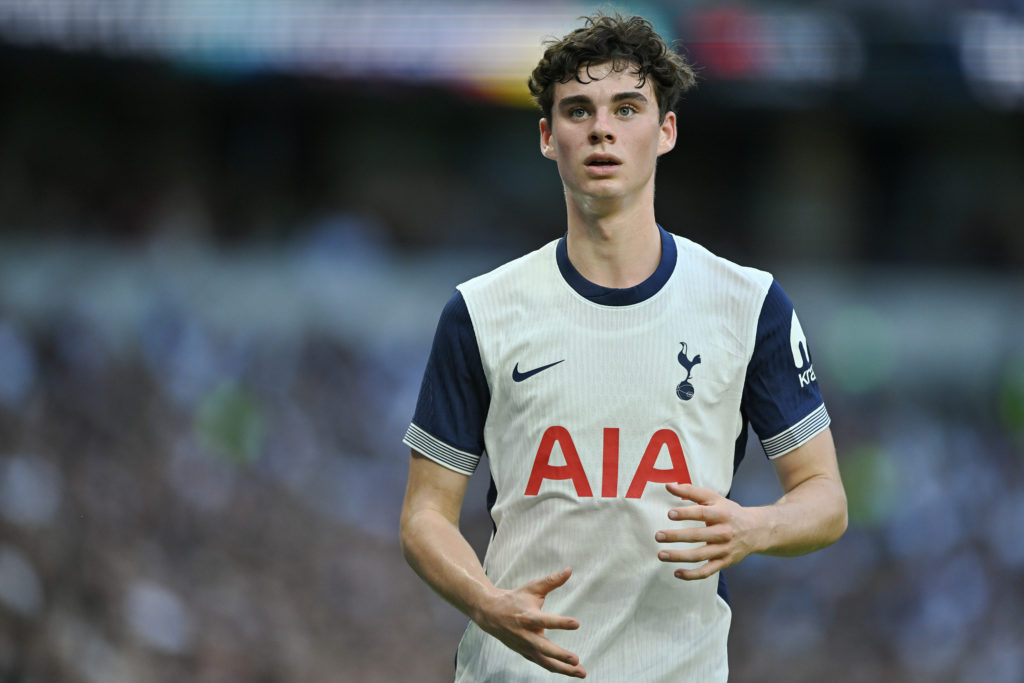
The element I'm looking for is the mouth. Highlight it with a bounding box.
[584,154,622,168]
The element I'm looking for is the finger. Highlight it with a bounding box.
[655,526,731,544]
[657,545,727,564]
[520,633,586,677]
[527,567,573,597]
[534,653,588,678]
[666,482,720,504]
[521,611,580,631]
[674,558,728,581]
[532,636,582,665]
[666,504,724,524]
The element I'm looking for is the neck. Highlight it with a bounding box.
[563,191,661,289]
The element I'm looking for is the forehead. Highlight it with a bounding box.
[553,61,654,103]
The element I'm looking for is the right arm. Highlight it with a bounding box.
[400,450,587,678]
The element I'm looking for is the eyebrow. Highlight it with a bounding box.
[557,92,650,108]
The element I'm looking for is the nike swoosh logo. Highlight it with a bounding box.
[512,359,565,382]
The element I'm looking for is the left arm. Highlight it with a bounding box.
[654,427,847,580]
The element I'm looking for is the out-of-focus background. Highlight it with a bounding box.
[0,1,1022,681]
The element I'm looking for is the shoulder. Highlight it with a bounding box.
[667,233,775,336]
[457,239,560,299]
[456,240,563,331]
[671,233,774,294]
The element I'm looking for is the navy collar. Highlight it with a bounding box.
[556,225,676,306]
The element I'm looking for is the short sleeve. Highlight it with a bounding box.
[742,280,830,459]
[402,290,490,475]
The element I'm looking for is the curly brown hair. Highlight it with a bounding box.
[528,13,697,123]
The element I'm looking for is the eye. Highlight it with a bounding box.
[568,107,588,119]
[617,104,637,117]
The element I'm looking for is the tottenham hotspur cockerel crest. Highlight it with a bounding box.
[676,342,701,401]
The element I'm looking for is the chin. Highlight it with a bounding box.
[585,184,633,201]
[577,178,626,194]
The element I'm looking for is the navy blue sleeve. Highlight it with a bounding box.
[403,290,491,474]
[742,280,830,459]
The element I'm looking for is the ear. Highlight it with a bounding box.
[657,111,677,156]
[539,118,557,160]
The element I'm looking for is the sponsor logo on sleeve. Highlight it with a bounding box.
[790,311,817,387]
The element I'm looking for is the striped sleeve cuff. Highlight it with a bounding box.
[761,404,831,459]
[402,423,480,476]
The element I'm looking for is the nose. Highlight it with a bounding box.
[588,110,615,144]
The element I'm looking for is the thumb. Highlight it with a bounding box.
[528,567,573,597]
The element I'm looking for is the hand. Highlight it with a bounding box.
[655,483,763,581]
[475,567,587,678]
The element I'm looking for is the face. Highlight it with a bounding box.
[539,62,677,208]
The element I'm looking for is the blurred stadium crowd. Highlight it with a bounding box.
[2,2,1024,682]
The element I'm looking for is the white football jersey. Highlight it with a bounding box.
[404,227,829,682]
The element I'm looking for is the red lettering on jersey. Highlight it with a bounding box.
[625,429,692,499]
[601,428,619,498]
[525,426,593,497]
